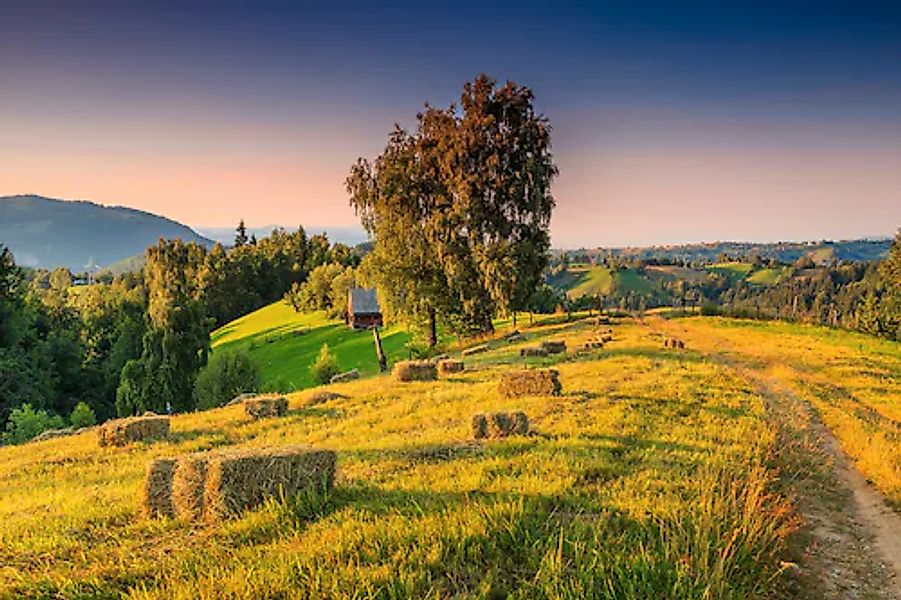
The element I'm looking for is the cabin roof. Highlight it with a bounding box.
[348,287,380,315]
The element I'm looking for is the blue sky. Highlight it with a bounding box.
[1,0,899,246]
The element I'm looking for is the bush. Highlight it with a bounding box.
[310,344,340,385]
[700,303,721,316]
[194,349,260,410]
[3,403,65,444]
[69,402,96,428]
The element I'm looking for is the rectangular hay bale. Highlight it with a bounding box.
[142,457,177,518]
[171,453,212,520]
[498,369,562,397]
[520,346,548,357]
[393,360,438,382]
[461,344,489,357]
[539,340,566,354]
[204,446,336,521]
[243,396,288,419]
[471,412,529,439]
[437,359,464,374]
[98,415,170,447]
[330,369,360,384]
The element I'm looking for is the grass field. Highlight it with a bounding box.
[706,262,754,283]
[552,266,654,299]
[211,301,414,390]
[1,314,897,598]
[745,267,792,286]
[661,317,901,510]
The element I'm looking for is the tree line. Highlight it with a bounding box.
[0,225,359,440]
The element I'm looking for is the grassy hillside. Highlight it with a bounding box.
[551,266,654,299]
[3,314,898,597]
[211,301,413,390]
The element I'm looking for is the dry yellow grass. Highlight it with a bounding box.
[4,312,890,597]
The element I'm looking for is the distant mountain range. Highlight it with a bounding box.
[195,225,369,247]
[0,195,213,271]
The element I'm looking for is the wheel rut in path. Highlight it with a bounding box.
[645,316,901,599]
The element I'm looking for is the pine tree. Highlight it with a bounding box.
[235,219,249,247]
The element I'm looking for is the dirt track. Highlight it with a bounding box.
[648,316,901,599]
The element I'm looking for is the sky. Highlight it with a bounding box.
[1,0,900,248]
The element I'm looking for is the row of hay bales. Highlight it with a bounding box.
[583,328,614,351]
[144,445,336,521]
[391,358,465,382]
[137,365,565,521]
[664,337,686,349]
[520,339,566,358]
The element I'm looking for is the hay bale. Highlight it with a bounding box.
[430,353,450,363]
[498,369,562,397]
[227,393,256,407]
[471,412,529,439]
[98,415,170,447]
[677,339,686,349]
[520,346,548,357]
[171,453,211,520]
[437,359,464,374]
[330,369,360,384]
[540,340,566,354]
[142,457,177,518]
[601,334,613,343]
[204,446,336,521]
[461,344,489,357]
[305,390,346,406]
[30,428,74,443]
[393,360,438,382]
[243,396,288,419]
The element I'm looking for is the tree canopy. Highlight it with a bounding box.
[347,75,557,340]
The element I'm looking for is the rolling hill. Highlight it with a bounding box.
[2,314,899,597]
[0,195,212,271]
[211,301,415,390]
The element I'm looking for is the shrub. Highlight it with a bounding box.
[69,402,96,429]
[194,349,260,410]
[700,303,721,316]
[310,344,340,385]
[3,403,65,444]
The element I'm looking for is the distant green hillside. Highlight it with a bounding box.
[212,301,413,390]
[550,266,655,300]
[553,261,797,303]
[557,238,891,265]
[0,195,212,271]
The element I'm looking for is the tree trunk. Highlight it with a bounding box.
[373,326,387,372]
[427,308,437,347]
[512,311,517,328]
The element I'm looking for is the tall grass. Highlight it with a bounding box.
[0,315,814,598]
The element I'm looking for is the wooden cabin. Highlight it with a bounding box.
[347,288,383,329]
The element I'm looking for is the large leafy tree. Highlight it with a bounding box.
[117,240,211,415]
[347,74,557,340]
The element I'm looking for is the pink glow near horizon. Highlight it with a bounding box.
[2,109,899,247]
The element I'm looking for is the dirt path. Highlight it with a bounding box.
[643,316,901,599]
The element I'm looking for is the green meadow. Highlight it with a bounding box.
[211,301,413,390]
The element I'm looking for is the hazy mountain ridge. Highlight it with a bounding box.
[0,195,213,271]
[558,238,893,265]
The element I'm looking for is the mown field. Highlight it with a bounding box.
[1,314,898,598]
[211,301,414,390]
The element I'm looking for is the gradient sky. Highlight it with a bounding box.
[1,0,900,247]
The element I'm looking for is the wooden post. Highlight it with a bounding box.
[373,326,387,372]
